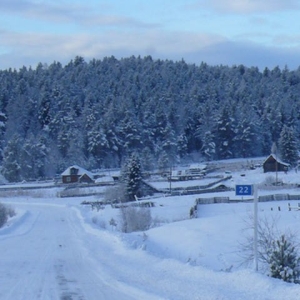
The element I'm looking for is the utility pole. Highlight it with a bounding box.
[272,142,278,185]
[169,165,172,194]
[254,185,258,272]
[235,184,258,271]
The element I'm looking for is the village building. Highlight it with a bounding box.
[61,165,95,184]
[263,154,290,173]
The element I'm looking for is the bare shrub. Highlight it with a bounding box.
[0,203,15,228]
[6,205,16,218]
[0,189,32,198]
[119,206,152,233]
[264,175,277,186]
[91,216,107,229]
[97,219,107,229]
[258,175,283,189]
[0,188,57,198]
[151,215,164,227]
[91,216,98,225]
[104,184,126,203]
[59,187,80,197]
[238,212,300,273]
[109,218,117,230]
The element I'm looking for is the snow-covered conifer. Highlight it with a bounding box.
[269,235,300,283]
[279,125,298,167]
[121,154,143,202]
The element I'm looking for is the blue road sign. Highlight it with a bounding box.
[235,184,253,196]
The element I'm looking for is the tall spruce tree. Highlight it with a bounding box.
[215,104,236,159]
[121,154,143,202]
[279,125,299,166]
[2,134,22,182]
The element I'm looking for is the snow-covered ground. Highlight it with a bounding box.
[1,167,300,299]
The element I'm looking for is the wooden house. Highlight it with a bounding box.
[263,154,290,173]
[61,165,94,184]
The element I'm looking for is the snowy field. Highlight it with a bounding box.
[1,167,300,299]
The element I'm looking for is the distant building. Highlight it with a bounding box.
[169,164,207,181]
[61,165,94,184]
[263,154,290,173]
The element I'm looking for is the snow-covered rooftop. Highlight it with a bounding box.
[61,165,94,178]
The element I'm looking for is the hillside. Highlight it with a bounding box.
[1,57,300,183]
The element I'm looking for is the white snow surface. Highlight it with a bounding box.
[1,167,300,299]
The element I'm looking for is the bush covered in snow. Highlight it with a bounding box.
[259,175,283,187]
[240,213,300,283]
[119,206,152,233]
[0,203,15,228]
[269,235,300,283]
[104,185,126,203]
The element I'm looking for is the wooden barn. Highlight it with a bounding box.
[61,165,94,184]
[263,154,290,173]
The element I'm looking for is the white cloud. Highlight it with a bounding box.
[193,0,300,14]
[182,40,300,70]
[0,0,156,29]
[272,34,300,46]
[0,28,225,65]
[1,21,300,71]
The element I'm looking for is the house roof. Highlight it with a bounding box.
[189,163,207,170]
[263,154,290,167]
[95,176,115,183]
[61,165,94,178]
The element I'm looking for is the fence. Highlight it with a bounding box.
[164,175,233,196]
[196,197,230,204]
[196,194,300,205]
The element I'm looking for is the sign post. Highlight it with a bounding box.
[235,184,258,271]
[235,184,253,196]
[253,185,258,271]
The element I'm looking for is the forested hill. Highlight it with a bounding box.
[0,55,300,182]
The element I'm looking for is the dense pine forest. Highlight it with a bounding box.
[0,55,300,182]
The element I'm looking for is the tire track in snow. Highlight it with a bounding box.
[0,203,164,299]
[0,210,40,240]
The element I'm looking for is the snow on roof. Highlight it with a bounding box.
[95,176,115,183]
[61,165,94,178]
[189,163,207,169]
[263,154,290,166]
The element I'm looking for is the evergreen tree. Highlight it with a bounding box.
[3,56,300,174]
[38,89,51,128]
[33,136,51,178]
[140,147,155,171]
[1,135,22,182]
[269,235,300,283]
[279,125,299,166]
[195,101,217,160]
[264,101,283,142]
[121,154,143,202]
[87,121,109,166]
[160,121,178,166]
[200,131,216,161]
[233,117,258,158]
[177,133,188,159]
[215,104,236,159]
[0,112,7,161]
[118,111,142,156]
[158,150,171,172]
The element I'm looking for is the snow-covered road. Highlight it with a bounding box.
[1,199,300,300]
[0,202,161,300]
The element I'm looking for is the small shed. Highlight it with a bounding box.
[263,154,290,173]
[61,165,94,184]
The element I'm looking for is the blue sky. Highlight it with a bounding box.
[1,0,300,70]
